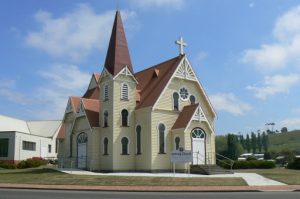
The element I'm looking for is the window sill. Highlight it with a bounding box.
[103,154,109,156]
[121,125,130,127]
[121,153,130,155]
[120,99,129,101]
[102,126,109,128]
[136,153,142,155]
[158,152,167,155]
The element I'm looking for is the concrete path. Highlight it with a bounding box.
[53,168,286,186]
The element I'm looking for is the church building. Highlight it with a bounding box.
[57,11,216,172]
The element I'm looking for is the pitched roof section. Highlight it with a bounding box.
[135,55,184,109]
[27,120,61,138]
[82,87,99,99]
[70,96,81,113]
[172,103,199,130]
[82,99,100,127]
[56,123,65,139]
[104,11,133,76]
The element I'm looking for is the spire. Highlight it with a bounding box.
[104,10,133,76]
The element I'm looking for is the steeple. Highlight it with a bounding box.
[104,10,133,76]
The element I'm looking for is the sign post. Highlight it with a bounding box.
[170,149,193,177]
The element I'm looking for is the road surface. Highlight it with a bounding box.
[0,188,299,199]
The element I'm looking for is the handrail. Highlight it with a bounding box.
[215,152,234,171]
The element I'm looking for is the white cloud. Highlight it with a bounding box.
[25,4,136,61]
[210,93,252,116]
[247,74,300,100]
[242,5,300,71]
[131,0,184,10]
[0,79,29,105]
[280,117,300,130]
[33,64,91,119]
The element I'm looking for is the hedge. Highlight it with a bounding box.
[0,157,47,169]
[218,160,275,169]
[287,158,300,170]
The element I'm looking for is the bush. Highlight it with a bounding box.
[287,158,300,170]
[246,156,257,161]
[218,160,275,169]
[17,157,47,169]
[264,152,272,160]
[0,160,17,169]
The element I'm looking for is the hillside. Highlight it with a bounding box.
[269,130,300,153]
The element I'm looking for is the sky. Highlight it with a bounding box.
[1,0,300,135]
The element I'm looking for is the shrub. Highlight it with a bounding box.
[264,152,272,160]
[0,160,17,169]
[218,160,275,169]
[287,158,300,170]
[17,157,47,169]
[246,156,257,161]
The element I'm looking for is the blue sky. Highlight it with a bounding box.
[1,0,300,134]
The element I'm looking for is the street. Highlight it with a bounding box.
[0,189,300,199]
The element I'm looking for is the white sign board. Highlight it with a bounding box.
[170,150,193,163]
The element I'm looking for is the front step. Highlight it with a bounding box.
[190,164,233,175]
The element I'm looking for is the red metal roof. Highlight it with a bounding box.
[56,123,65,140]
[104,11,133,76]
[82,98,100,127]
[172,103,199,130]
[135,55,184,109]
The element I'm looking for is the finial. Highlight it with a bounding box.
[175,36,187,55]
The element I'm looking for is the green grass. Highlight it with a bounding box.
[268,130,300,152]
[237,168,300,185]
[0,168,246,186]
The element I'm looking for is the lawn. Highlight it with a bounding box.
[237,168,300,185]
[0,168,246,186]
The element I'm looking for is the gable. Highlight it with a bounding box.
[153,56,216,118]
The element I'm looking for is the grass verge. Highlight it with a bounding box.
[0,168,246,186]
[236,168,300,185]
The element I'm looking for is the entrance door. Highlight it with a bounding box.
[77,132,88,169]
[77,143,87,169]
[192,128,205,165]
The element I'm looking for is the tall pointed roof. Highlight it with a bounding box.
[104,10,133,76]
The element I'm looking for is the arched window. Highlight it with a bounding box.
[121,83,129,100]
[173,92,179,111]
[190,95,196,105]
[175,137,180,150]
[121,109,129,126]
[104,84,109,101]
[192,128,206,139]
[121,137,129,155]
[136,125,141,154]
[104,111,108,127]
[103,137,108,155]
[158,123,166,154]
[77,132,88,143]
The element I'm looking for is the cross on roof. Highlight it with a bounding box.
[175,36,187,55]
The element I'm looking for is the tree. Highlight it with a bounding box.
[239,134,246,151]
[251,132,257,154]
[257,132,262,153]
[262,132,269,152]
[246,134,251,153]
[227,134,243,160]
[215,135,228,156]
[281,127,288,133]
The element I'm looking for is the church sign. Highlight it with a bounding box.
[170,149,193,163]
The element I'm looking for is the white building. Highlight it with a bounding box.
[0,115,61,162]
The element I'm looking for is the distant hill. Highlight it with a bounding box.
[269,130,300,153]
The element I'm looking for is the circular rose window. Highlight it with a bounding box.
[179,87,189,100]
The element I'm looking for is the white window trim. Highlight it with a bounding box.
[135,124,142,154]
[172,92,180,111]
[179,86,190,101]
[120,109,130,126]
[157,123,167,154]
[120,83,129,100]
[174,136,180,150]
[103,84,109,101]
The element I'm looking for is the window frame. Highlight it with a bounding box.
[103,110,109,128]
[103,84,109,101]
[22,141,36,151]
[158,123,166,154]
[136,125,142,155]
[120,83,129,100]
[103,137,108,155]
[121,109,129,127]
[190,95,196,105]
[175,137,180,150]
[0,138,9,157]
[121,137,130,155]
[172,92,180,111]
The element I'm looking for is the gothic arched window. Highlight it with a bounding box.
[103,137,108,155]
[136,125,141,154]
[158,123,166,154]
[190,95,196,105]
[121,109,129,126]
[104,110,108,127]
[175,137,180,150]
[121,137,129,155]
[173,92,179,111]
